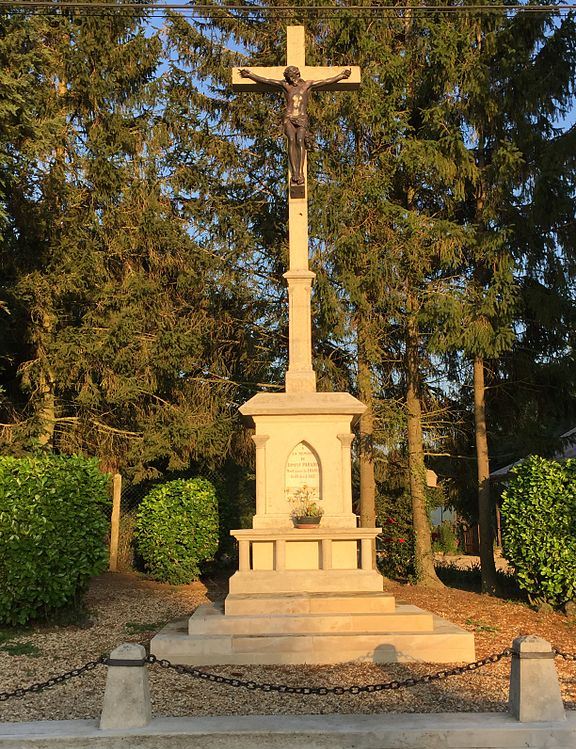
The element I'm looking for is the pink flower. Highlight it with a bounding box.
[397,538,406,543]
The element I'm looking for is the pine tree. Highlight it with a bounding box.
[1,6,269,477]
[310,10,478,586]
[430,7,576,592]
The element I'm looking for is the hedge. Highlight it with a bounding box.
[134,477,219,584]
[501,455,576,608]
[0,454,110,625]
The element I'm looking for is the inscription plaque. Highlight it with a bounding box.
[285,442,321,499]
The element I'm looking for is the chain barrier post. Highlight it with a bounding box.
[508,635,565,722]
[100,643,151,730]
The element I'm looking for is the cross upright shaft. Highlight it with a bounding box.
[232,26,360,393]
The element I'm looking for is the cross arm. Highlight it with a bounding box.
[232,66,361,92]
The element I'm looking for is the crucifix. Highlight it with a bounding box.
[232,26,360,394]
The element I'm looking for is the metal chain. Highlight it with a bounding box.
[554,649,576,661]
[3,646,576,703]
[147,648,514,695]
[0,656,107,702]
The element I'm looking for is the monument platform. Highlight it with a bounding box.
[150,528,475,665]
[151,595,474,665]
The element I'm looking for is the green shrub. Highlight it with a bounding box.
[134,478,219,584]
[0,454,110,625]
[501,456,576,608]
[376,490,415,580]
[432,520,459,554]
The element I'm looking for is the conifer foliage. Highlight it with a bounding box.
[0,5,270,478]
[0,2,575,586]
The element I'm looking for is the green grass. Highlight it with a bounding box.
[123,620,168,634]
[0,627,28,645]
[0,641,42,657]
[465,617,500,633]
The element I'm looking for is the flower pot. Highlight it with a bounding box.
[293,516,322,529]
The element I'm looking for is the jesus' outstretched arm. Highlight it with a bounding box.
[309,69,351,90]
[239,69,284,88]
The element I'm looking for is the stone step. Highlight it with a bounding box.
[228,569,385,595]
[225,591,396,616]
[151,616,475,665]
[189,603,432,635]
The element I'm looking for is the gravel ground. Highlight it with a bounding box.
[1,570,575,723]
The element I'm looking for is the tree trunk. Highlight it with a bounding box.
[406,300,443,588]
[358,402,377,528]
[358,331,377,529]
[473,355,499,594]
[36,309,56,449]
[37,367,55,448]
[35,73,66,450]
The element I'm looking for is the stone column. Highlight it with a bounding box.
[360,537,373,570]
[238,540,251,571]
[251,434,269,516]
[275,538,286,571]
[100,643,151,730]
[321,538,333,570]
[284,270,316,393]
[337,433,355,514]
[508,635,565,722]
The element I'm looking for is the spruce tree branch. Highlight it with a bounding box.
[54,416,143,437]
[424,452,478,459]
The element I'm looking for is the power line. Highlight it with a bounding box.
[2,0,573,21]
[0,0,574,10]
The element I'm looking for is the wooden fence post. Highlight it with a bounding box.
[109,473,122,572]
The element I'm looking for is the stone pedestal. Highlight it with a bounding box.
[151,391,475,666]
[239,391,364,529]
[100,644,151,730]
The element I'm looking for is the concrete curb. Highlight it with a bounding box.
[1,712,575,749]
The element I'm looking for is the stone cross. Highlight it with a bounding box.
[232,26,360,393]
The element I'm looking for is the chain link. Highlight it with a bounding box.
[0,656,107,702]
[553,649,576,661]
[2,646,575,703]
[146,648,514,695]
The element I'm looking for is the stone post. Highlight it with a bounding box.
[100,643,151,730]
[508,635,565,722]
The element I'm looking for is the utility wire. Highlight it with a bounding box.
[2,0,573,20]
[0,0,574,10]
[2,9,574,18]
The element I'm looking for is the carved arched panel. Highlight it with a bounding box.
[284,441,322,505]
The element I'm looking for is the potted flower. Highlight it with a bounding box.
[287,485,324,528]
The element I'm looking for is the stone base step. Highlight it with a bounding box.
[228,569,385,595]
[189,603,433,635]
[225,591,396,616]
[151,615,475,665]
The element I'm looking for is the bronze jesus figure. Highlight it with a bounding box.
[239,65,351,186]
